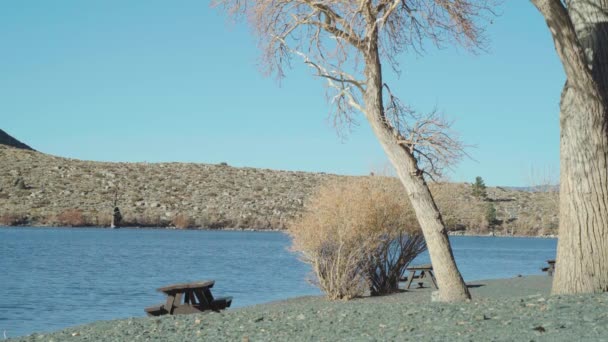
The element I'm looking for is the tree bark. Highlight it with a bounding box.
[532,0,608,294]
[362,32,471,302]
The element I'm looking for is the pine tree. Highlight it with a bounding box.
[485,203,497,226]
[471,176,487,199]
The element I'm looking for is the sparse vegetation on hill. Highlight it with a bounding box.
[0,145,559,235]
[0,145,329,230]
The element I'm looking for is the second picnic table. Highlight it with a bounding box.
[542,259,556,276]
[403,264,438,289]
[145,280,232,316]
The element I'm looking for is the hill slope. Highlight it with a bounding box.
[0,129,34,151]
[0,146,559,235]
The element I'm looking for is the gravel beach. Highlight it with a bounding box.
[10,276,608,341]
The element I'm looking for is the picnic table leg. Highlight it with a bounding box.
[419,271,428,288]
[164,295,177,315]
[406,270,417,289]
[165,292,184,315]
[191,289,199,304]
[203,288,215,302]
[428,270,438,289]
[194,289,212,309]
[186,289,198,305]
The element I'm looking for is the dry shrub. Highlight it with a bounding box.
[85,210,112,227]
[56,208,86,227]
[507,213,545,236]
[236,215,256,229]
[204,212,234,229]
[367,230,426,296]
[0,212,27,226]
[173,213,194,229]
[288,177,426,300]
[123,213,165,227]
[194,215,210,229]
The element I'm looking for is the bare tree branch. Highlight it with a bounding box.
[215,0,495,303]
[381,83,467,178]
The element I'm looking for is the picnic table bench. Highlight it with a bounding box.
[402,264,438,289]
[541,259,556,276]
[145,280,232,316]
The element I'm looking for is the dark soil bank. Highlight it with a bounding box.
[11,276,608,341]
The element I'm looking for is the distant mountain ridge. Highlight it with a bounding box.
[0,129,34,151]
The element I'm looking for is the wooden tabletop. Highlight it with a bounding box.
[406,264,433,270]
[157,280,215,293]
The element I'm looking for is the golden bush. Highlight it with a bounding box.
[173,213,194,229]
[56,208,86,227]
[288,177,426,300]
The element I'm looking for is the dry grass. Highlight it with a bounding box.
[288,177,426,300]
[88,211,113,227]
[55,208,86,227]
[173,213,194,229]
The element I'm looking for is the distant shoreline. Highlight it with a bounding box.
[0,225,557,238]
[447,230,558,239]
[0,224,282,232]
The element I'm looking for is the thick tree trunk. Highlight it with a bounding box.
[362,38,470,302]
[532,0,608,294]
[555,86,608,294]
[555,0,608,294]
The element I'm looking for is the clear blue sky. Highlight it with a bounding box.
[0,1,563,186]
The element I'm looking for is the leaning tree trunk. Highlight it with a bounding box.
[362,34,470,302]
[533,0,608,294]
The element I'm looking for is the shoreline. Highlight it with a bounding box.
[0,225,557,238]
[447,230,558,239]
[10,276,608,341]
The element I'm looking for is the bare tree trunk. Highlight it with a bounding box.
[532,0,608,294]
[556,87,608,294]
[362,36,470,302]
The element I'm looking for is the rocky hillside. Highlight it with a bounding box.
[0,129,34,151]
[0,145,559,235]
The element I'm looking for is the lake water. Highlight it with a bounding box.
[0,227,557,338]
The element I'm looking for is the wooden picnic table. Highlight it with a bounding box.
[541,259,556,276]
[145,280,232,316]
[403,264,438,289]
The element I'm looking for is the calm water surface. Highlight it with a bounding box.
[0,227,557,338]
